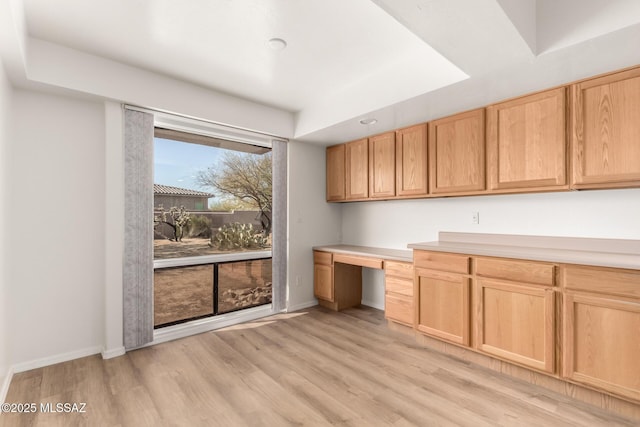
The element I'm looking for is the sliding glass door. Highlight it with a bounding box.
[152,127,274,329]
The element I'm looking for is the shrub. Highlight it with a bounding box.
[210,223,268,250]
[187,215,212,238]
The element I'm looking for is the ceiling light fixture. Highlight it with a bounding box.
[359,118,377,125]
[267,38,287,51]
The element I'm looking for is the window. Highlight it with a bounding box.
[123,107,286,348]
[152,127,273,327]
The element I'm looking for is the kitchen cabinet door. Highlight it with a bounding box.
[563,292,640,401]
[369,132,396,198]
[326,144,345,201]
[415,268,470,345]
[313,251,333,302]
[345,138,369,199]
[396,124,428,197]
[429,109,486,194]
[487,87,567,191]
[476,279,555,373]
[571,67,640,189]
[562,264,640,401]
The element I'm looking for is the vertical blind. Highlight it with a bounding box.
[123,109,154,349]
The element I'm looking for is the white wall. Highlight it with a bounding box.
[27,39,294,139]
[7,89,106,370]
[287,141,342,311]
[0,62,12,400]
[343,188,640,308]
[103,101,124,358]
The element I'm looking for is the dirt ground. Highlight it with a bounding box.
[154,257,272,327]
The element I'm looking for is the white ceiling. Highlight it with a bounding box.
[3,0,640,144]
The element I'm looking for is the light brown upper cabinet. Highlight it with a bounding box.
[345,138,369,199]
[396,124,428,197]
[487,87,567,191]
[369,132,396,198]
[429,109,486,195]
[326,144,345,201]
[570,67,640,189]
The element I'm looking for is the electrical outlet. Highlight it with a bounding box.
[472,211,480,224]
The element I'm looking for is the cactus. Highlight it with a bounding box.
[154,205,191,241]
[210,223,268,250]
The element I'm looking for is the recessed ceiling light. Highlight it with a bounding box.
[359,118,377,125]
[267,38,287,51]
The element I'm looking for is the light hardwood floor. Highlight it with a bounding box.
[2,306,638,426]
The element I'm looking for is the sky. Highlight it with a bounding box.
[154,137,222,192]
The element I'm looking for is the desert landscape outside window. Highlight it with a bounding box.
[153,128,273,328]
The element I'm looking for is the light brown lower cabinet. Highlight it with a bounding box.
[384,261,414,326]
[476,279,555,373]
[385,293,413,326]
[415,267,470,345]
[563,292,640,401]
[411,250,640,403]
[313,251,333,302]
[562,264,640,402]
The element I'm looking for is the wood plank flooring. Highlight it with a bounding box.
[2,306,638,426]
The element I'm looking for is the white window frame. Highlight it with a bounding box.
[125,105,287,348]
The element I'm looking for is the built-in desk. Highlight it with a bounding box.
[312,245,412,313]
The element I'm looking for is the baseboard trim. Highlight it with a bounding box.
[287,300,318,312]
[101,346,126,360]
[11,345,103,374]
[150,305,274,347]
[1,367,14,404]
[361,299,384,311]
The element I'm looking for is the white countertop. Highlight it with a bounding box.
[408,232,640,270]
[313,245,413,263]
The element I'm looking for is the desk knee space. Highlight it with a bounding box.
[318,262,363,311]
[313,246,412,312]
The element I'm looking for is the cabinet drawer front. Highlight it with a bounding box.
[414,250,469,274]
[384,261,413,279]
[333,253,383,269]
[385,276,413,296]
[314,251,332,265]
[563,265,640,299]
[385,294,413,326]
[476,257,555,286]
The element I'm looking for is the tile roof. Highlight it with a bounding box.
[153,184,214,197]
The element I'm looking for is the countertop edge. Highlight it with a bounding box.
[407,241,640,270]
[313,245,413,263]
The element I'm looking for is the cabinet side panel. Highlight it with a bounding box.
[326,145,345,201]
